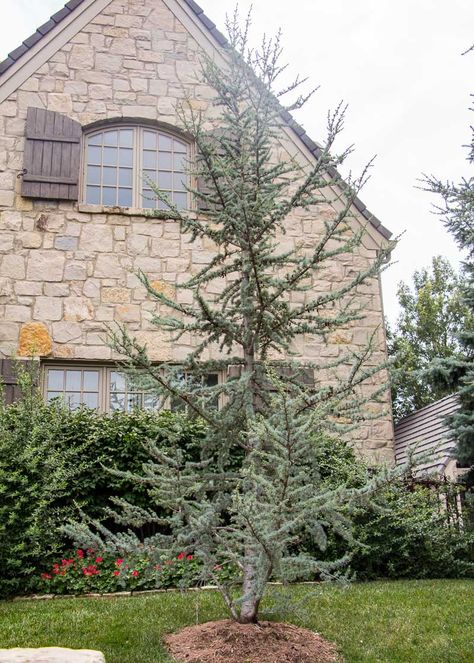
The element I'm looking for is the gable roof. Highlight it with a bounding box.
[394,393,459,475]
[0,0,391,240]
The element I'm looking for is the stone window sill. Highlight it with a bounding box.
[77,204,181,220]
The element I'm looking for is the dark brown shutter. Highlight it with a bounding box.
[22,107,82,200]
[0,359,39,405]
[0,359,21,405]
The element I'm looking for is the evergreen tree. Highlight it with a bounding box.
[70,16,398,623]
[388,256,470,421]
[421,90,474,484]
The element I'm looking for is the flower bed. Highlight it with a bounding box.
[38,549,211,595]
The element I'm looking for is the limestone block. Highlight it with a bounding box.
[134,256,162,274]
[116,304,140,322]
[95,53,123,73]
[19,232,42,248]
[55,236,78,251]
[150,280,175,300]
[0,647,105,662]
[110,38,137,56]
[17,322,52,357]
[5,306,30,323]
[0,191,15,207]
[33,297,62,322]
[80,225,113,253]
[83,280,101,298]
[44,283,70,297]
[0,211,22,231]
[0,277,13,299]
[14,282,42,296]
[1,255,26,279]
[75,345,111,359]
[69,45,94,69]
[0,322,19,342]
[102,287,130,304]
[134,330,172,361]
[0,233,13,252]
[94,255,124,279]
[52,321,82,343]
[27,252,65,281]
[127,234,148,255]
[64,262,87,281]
[47,94,73,113]
[64,297,94,322]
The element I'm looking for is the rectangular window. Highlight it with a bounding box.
[42,364,221,413]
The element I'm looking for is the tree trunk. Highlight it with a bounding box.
[239,553,260,623]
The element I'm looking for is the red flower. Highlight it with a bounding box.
[177,552,185,560]
[186,554,193,561]
[113,570,120,577]
[82,567,89,575]
[95,557,103,563]
[154,564,162,571]
[41,573,52,580]
[131,570,139,577]
[87,548,95,554]
[77,549,85,558]
[115,558,124,566]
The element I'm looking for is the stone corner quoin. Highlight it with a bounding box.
[0,0,394,464]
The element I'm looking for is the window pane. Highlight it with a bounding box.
[159,134,172,151]
[84,371,99,391]
[205,374,219,387]
[47,391,63,402]
[173,153,186,171]
[119,129,133,147]
[103,187,116,206]
[173,139,187,153]
[143,150,156,169]
[47,369,64,390]
[103,147,118,166]
[141,193,155,208]
[143,131,157,149]
[66,392,81,410]
[88,133,102,146]
[87,165,101,184]
[158,198,170,210]
[103,167,117,186]
[143,169,156,184]
[118,188,132,207]
[110,371,126,392]
[159,152,172,170]
[87,145,101,164]
[119,148,133,167]
[143,394,160,410]
[159,171,172,189]
[173,192,188,209]
[83,393,98,409]
[173,173,186,190]
[110,393,125,411]
[86,186,100,204]
[103,130,118,146]
[65,370,81,391]
[119,168,132,186]
[127,393,141,410]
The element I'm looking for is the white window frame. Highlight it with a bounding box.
[41,363,222,413]
[81,123,193,210]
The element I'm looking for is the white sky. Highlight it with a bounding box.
[1,0,473,323]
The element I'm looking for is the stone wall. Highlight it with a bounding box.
[0,0,394,462]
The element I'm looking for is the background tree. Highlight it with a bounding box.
[70,15,397,624]
[388,256,470,420]
[421,86,474,485]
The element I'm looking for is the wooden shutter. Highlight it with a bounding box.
[0,359,39,405]
[22,107,82,200]
[0,359,21,405]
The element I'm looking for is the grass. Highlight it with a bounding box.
[0,580,473,662]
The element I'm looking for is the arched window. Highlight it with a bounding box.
[83,125,189,209]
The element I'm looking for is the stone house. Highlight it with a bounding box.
[0,0,395,463]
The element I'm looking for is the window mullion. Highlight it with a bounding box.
[134,127,141,208]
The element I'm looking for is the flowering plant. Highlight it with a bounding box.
[37,548,231,595]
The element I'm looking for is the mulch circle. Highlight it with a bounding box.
[164,619,342,663]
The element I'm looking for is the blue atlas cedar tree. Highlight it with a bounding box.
[67,12,401,623]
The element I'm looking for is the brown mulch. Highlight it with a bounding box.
[164,619,342,663]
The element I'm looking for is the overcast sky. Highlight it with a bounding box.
[1,0,473,322]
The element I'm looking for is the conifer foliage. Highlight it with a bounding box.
[74,15,397,623]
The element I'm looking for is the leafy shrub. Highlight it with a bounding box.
[0,366,206,598]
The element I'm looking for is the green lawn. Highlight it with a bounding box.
[0,580,472,663]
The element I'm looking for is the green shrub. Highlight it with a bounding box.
[0,367,206,598]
